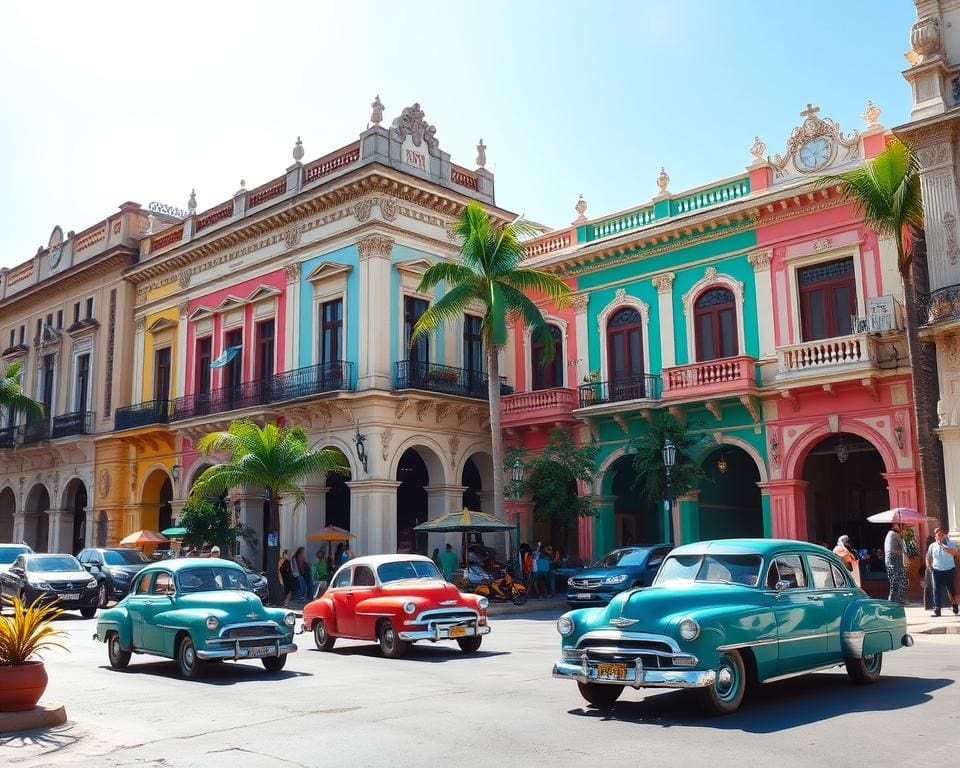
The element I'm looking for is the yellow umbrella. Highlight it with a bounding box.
[306,525,355,542]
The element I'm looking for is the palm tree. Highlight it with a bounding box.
[0,362,44,425]
[411,201,572,526]
[819,139,945,524]
[191,420,348,600]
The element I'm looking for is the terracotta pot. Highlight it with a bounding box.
[0,661,48,712]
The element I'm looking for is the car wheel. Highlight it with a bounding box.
[80,606,97,619]
[577,682,623,708]
[313,619,336,651]
[698,651,746,715]
[262,654,287,673]
[510,582,528,606]
[456,636,482,654]
[844,652,882,684]
[378,620,408,659]
[177,635,205,679]
[107,632,131,669]
[97,582,108,608]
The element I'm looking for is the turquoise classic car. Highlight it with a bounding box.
[95,559,297,678]
[553,539,913,715]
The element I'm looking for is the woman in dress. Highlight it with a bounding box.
[833,534,862,588]
[278,549,296,607]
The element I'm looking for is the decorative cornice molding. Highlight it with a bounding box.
[357,234,395,261]
[747,248,773,272]
[651,272,675,294]
[571,292,589,313]
[285,262,301,284]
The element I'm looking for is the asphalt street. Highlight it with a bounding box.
[3,610,958,768]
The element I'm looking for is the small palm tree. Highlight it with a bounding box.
[819,139,945,524]
[411,201,572,523]
[0,362,44,425]
[191,420,348,599]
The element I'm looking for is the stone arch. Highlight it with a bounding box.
[138,463,174,504]
[459,449,494,512]
[698,443,764,539]
[0,486,16,543]
[140,466,173,536]
[695,435,768,482]
[61,476,89,554]
[681,268,746,362]
[308,435,358,478]
[783,420,895,480]
[185,460,215,493]
[24,483,51,552]
[596,446,630,496]
[388,435,449,485]
[596,291,651,383]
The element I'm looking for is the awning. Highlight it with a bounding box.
[210,345,242,369]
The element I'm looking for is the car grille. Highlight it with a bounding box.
[413,608,478,627]
[569,578,602,589]
[565,636,679,669]
[223,624,280,639]
[47,580,92,592]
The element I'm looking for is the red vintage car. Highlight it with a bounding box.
[302,554,490,658]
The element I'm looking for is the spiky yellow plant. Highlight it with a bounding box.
[0,595,69,666]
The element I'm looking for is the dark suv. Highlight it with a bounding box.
[78,548,153,607]
[565,544,672,607]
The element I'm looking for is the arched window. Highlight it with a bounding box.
[531,325,563,391]
[694,287,738,361]
[607,308,644,385]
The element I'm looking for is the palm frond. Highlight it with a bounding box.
[503,269,572,307]
[415,262,482,293]
[410,284,479,344]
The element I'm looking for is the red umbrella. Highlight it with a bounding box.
[119,529,169,546]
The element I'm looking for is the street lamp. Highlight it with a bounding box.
[662,438,676,544]
[510,458,525,555]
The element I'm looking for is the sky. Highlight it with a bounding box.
[0,1,918,268]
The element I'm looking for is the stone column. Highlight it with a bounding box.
[280,495,301,553]
[46,510,69,553]
[426,484,468,555]
[651,273,676,369]
[284,263,301,369]
[84,506,94,548]
[233,491,266,567]
[577,513,594,563]
[748,249,775,358]
[757,480,809,540]
[572,293,590,383]
[347,479,401,556]
[175,301,189,398]
[914,136,960,293]
[301,484,328,541]
[133,317,146,402]
[12,512,25,545]
[937,426,960,538]
[356,235,394,390]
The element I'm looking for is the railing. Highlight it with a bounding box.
[151,226,184,251]
[662,355,758,395]
[22,420,50,444]
[0,425,17,448]
[395,361,511,399]
[524,232,572,259]
[577,375,661,408]
[450,165,479,191]
[304,143,361,184]
[52,411,94,439]
[922,283,960,326]
[247,177,287,208]
[195,201,234,232]
[75,225,106,252]
[778,334,878,375]
[589,207,656,241]
[114,400,171,431]
[672,178,750,215]
[272,361,353,401]
[172,379,272,421]
[502,387,578,415]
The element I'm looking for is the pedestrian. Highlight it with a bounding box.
[210,545,221,559]
[884,522,909,605]
[438,543,459,582]
[534,546,553,598]
[926,527,960,617]
[334,543,344,569]
[312,550,329,597]
[294,546,312,602]
[290,545,303,600]
[833,535,862,588]
[518,542,533,592]
[278,549,296,607]
[921,535,935,610]
[431,547,440,566]
[340,541,353,565]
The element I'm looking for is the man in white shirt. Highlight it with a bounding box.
[926,527,960,618]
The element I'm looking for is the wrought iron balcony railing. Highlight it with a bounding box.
[114,399,171,431]
[921,283,960,326]
[51,411,94,439]
[272,361,354,402]
[394,361,512,399]
[0,425,17,449]
[577,374,662,408]
[22,420,50,444]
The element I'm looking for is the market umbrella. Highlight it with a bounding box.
[306,525,355,542]
[414,508,515,567]
[161,527,189,537]
[119,529,168,546]
[866,508,926,524]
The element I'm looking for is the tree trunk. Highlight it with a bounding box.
[487,348,505,530]
[902,230,947,525]
[266,488,282,604]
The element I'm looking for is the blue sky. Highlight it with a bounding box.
[0,1,916,267]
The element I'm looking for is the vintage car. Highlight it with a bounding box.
[302,554,490,658]
[95,558,297,678]
[553,539,913,715]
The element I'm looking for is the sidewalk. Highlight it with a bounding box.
[905,604,960,635]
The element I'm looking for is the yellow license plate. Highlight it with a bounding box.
[449,626,468,638]
[596,663,627,680]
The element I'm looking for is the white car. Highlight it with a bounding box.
[0,543,33,576]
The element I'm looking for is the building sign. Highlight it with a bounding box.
[402,134,428,173]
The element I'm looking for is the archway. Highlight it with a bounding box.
[63,479,88,554]
[24,484,50,552]
[141,469,173,548]
[325,449,351,533]
[607,456,662,547]
[0,487,15,542]
[462,458,482,511]
[698,446,763,539]
[397,448,431,554]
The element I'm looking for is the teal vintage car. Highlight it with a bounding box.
[95,558,297,678]
[553,539,913,715]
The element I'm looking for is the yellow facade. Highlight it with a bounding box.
[142,307,181,401]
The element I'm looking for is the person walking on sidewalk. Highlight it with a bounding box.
[884,522,909,605]
[438,543,459,582]
[926,527,960,617]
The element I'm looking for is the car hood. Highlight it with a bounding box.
[380,580,463,600]
[572,566,642,580]
[175,590,268,614]
[104,563,149,576]
[26,569,93,583]
[607,581,759,621]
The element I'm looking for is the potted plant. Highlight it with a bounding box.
[0,596,67,712]
[581,370,601,404]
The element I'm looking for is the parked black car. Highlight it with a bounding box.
[239,563,269,601]
[78,547,153,607]
[565,544,672,607]
[0,553,99,617]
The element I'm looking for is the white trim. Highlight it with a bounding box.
[681,268,745,363]
[699,435,769,482]
[596,292,651,383]
[312,287,348,368]
[523,316,568,391]
[399,292,435,366]
[787,245,863,344]
[70,346,93,413]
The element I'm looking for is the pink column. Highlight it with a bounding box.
[758,480,809,540]
[882,471,920,512]
[577,515,594,562]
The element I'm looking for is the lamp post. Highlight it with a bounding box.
[662,438,676,544]
[511,458,525,555]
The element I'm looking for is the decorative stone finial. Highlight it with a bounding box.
[749,136,767,163]
[292,136,304,163]
[187,189,197,214]
[656,167,670,195]
[146,213,156,235]
[236,179,246,196]
[574,194,588,223]
[476,138,487,169]
[370,95,384,126]
[862,100,881,127]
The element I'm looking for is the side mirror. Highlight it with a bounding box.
[775,579,791,593]
[164,587,176,598]
[11,566,23,576]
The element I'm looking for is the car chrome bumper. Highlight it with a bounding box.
[398,624,491,642]
[196,642,297,660]
[552,658,715,689]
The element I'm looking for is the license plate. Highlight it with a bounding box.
[577,593,592,600]
[596,663,627,681]
[248,645,274,657]
[449,626,468,638]
[62,593,80,601]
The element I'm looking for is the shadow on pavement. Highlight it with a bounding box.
[98,660,311,685]
[0,723,83,754]
[311,641,508,663]
[566,673,954,732]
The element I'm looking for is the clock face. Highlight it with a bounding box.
[797,137,831,171]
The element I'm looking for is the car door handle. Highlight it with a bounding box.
[806,595,823,601]
[841,592,854,597]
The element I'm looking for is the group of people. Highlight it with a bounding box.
[517,542,561,599]
[278,542,354,607]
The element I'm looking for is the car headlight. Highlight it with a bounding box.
[109,569,130,581]
[283,613,296,627]
[205,616,220,631]
[28,579,52,590]
[477,597,489,610]
[557,616,575,636]
[86,579,97,588]
[403,601,417,615]
[603,574,628,585]
[678,617,700,641]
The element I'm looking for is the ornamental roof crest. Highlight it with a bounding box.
[769,103,861,177]
[391,103,439,152]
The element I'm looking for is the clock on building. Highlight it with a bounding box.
[796,137,832,172]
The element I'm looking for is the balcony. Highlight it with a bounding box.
[501,387,578,429]
[662,356,759,401]
[114,400,171,431]
[776,333,880,380]
[922,283,960,329]
[394,361,512,400]
[577,375,661,409]
[171,361,355,423]
[51,411,94,439]
[22,420,50,445]
[0,425,17,449]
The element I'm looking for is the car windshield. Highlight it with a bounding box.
[377,560,442,583]
[0,546,30,564]
[26,555,82,572]
[593,549,648,568]
[103,549,151,566]
[654,553,763,586]
[176,566,252,593]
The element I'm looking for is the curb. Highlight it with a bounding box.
[0,702,66,734]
